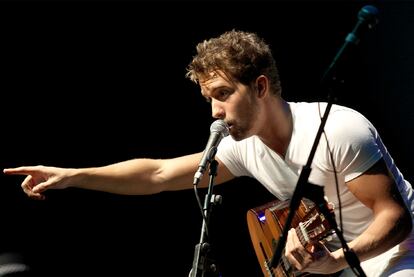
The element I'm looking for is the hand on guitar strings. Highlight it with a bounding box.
[285,228,341,274]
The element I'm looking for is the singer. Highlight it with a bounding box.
[4,30,414,276]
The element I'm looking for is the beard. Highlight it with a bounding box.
[228,103,258,141]
[229,121,254,141]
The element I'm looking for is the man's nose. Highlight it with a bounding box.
[211,99,225,119]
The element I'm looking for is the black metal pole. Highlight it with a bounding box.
[190,160,221,277]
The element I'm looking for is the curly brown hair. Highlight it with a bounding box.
[186,30,281,96]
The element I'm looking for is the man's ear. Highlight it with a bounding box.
[255,75,268,98]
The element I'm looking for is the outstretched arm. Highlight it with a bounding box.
[3,153,235,200]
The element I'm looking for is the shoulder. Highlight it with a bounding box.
[320,104,382,175]
[289,102,376,140]
[325,104,377,144]
[216,136,263,178]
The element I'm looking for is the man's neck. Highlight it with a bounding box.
[257,98,293,158]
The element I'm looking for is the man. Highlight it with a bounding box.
[4,30,414,276]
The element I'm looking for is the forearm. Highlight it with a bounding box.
[332,204,412,271]
[68,158,167,195]
[66,153,206,195]
[329,158,414,272]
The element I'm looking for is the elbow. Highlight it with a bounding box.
[150,165,168,194]
[396,206,413,243]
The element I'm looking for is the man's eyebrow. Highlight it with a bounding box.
[205,85,229,94]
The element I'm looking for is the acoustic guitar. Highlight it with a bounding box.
[247,198,336,277]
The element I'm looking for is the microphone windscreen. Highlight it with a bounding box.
[358,5,379,23]
[210,119,229,137]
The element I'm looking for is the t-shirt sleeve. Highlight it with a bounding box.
[216,136,253,177]
[323,108,383,182]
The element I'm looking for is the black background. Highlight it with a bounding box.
[1,0,414,276]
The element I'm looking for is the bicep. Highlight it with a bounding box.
[345,158,412,257]
[346,158,407,216]
[158,153,235,191]
[195,157,236,188]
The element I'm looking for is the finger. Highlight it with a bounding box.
[32,179,54,193]
[30,193,46,201]
[3,166,38,176]
[286,228,303,269]
[289,228,315,271]
[21,175,46,200]
[285,228,295,252]
[309,242,328,260]
[21,175,35,192]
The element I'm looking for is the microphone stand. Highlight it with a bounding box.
[190,159,221,277]
[267,5,379,277]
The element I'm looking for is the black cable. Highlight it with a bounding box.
[193,185,209,238]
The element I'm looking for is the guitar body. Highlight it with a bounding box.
[247,199,335,277]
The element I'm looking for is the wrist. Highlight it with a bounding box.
[65,167,87,189]
[331,248,350,272]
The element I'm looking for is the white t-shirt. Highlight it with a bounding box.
[216,102,414,276]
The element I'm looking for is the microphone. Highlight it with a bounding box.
[346,5,379,45]
[193,119,229,185]
[321,5,379,84]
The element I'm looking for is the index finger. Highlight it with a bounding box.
[3,167,39,176]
